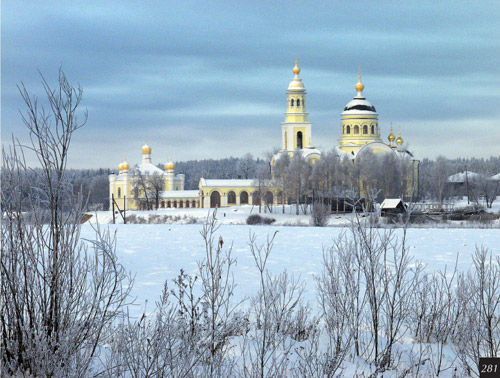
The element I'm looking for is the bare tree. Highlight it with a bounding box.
[1,70,132,376]
[238,153,257,179]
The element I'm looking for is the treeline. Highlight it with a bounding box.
[175,153,269,189]
[419,156,500,206]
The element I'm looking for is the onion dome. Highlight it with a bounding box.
[288,58,305,91]
[396,131,404,146]
[118,160,130,172]
[342,74,377,113]
[142,143,152,154]
[164,161,175,171]
[355,74,365,95]
[388,126,396,145]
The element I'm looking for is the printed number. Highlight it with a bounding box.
[481,364,498,373]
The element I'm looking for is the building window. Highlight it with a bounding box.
[192,200,196,208]
[174,201,177,208]
[228,191,236,204]
[297,131,303,149]
[371,124,375,134]
[186,201,190,208]
[346,125,351,134]
[363,125,368,134]
[354,125,359,134]
[167,201,171,208]
[240,191,249,204]
[297,99,300,106]
[290,99,294,107]
[117,188,121,198]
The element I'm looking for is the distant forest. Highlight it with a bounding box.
[6,154,497,212]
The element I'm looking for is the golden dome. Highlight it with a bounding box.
[388,126,396,144]
[122,161,130,170]
[142,143,152,154]
[355,74,364,93]
[164,161,175,171]
[118,161,124,171]
[396,131,403,146]
[292,58,300,76]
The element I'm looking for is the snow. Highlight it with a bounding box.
[380,198,405,209]
[160,190,199,198]
[199,178,258,187]
[491,173,500,181]
[135,162,165,175]
[80,218,500,320]
[447,171,480,183]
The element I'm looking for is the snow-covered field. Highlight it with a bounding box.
[81,214,500,319]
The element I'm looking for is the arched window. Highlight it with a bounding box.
[290,99,294,107]
[240,191,249,204]
[371,124,375,134]
[210,191,220,208]
[161,201,165,208]
[363,125,368,134]
[186,201,189,208]
[354,125,359,134]
[167,201,171,208]
[174,201,177,208]
[252,191,261,206]
[180,201,183,208]
[297,131,303,149]
[117,188,121,198]
[297,99,300,106]
[346,125,351,134]
[265,191,273,204]
[228,191,236,204]
[192,200,196,208]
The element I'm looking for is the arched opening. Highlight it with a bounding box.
[186,201,190,208]
[161,201,165,208]
[363,125,368,134]
[290,99,294,107]
[371,124,375,134]
[297,99,300,106]
[265,191,273,204]
[192,200,196,208]
[277,191,283,204]
[252,191,261,205]
[346,125,351,134]
[210,191,221,208]
[179,201,184,208]
[240,191,249,204]
[117,188,121,198]
[227,191,236,204]
[354,125,359,134]
[173,201,177,208]
[167,200,171,208]
[297,131,303,149]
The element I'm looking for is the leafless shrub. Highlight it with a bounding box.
[311,201,331,227]
[1,70,132,376]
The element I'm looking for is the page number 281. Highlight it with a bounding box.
[480,358,499,377]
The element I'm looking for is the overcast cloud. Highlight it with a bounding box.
[2,0,499,168]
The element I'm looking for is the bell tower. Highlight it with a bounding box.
[281,59,313,151]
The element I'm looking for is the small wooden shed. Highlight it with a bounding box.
[380,199,407,216]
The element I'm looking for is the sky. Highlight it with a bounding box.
[2,0,500,169]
